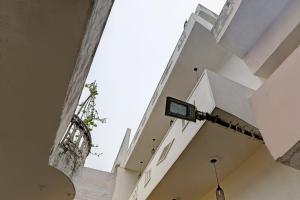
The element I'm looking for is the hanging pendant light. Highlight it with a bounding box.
[216,185,225,200]
[211,159,225,200]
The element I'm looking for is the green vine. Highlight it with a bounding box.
[77,81,106,132]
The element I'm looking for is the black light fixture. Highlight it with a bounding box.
[165,97,263,141]
[211,159,225,200]
[165,97,197,122]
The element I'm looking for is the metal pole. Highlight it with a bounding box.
[196,111,263,141]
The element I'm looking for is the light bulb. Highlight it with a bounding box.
[216,185,225,200]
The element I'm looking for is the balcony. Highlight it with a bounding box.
[50,115,92,179]
[251,46,300,170]
[128,70,263,200]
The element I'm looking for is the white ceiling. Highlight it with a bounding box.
[147,111,262,200]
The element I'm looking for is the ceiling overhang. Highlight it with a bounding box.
[147,118,262,200]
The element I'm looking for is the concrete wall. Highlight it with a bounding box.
[216,54,262,90]
[74,167,115,200]
[112,167,139,200]
[251,46,300,169]
[245,0,300,78]
[199,146,300,200]
[217,0,290,58]
[112,129,131,173]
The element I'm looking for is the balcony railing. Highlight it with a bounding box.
[50,114,92,179]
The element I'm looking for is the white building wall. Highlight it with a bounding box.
[74,167,115,200]
[112,167,139,200]
[127,70,261,200]
[113,2,300,200]
[244,0,300,77]
[216,54,263,90]
[199,146,300,200]
[251,46,300,169]
[129,72,216,200]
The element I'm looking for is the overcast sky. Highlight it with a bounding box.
[83,0,226,172]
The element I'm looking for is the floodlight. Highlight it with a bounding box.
[165,97,196,122]
[165,97,263,141]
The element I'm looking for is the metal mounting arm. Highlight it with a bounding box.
[196,111,263,141]
[165,96,263,142]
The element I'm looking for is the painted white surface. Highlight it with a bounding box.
[245,0,300,78]
[128,72,214,200]
[127,71,260,200]
[112,167,139,200]
[219,0,290,57]
[207,70,257,126]
[123,16,263,172]
[74,167,115,200]
[251,46,300,160]
[112,129,131,172]
[200,146,300,200]
[216,55,262,90]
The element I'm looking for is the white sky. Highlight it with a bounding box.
[84,0,226,172]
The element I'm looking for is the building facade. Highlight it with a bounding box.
[111,0,300,200]
[3,0,298,199]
